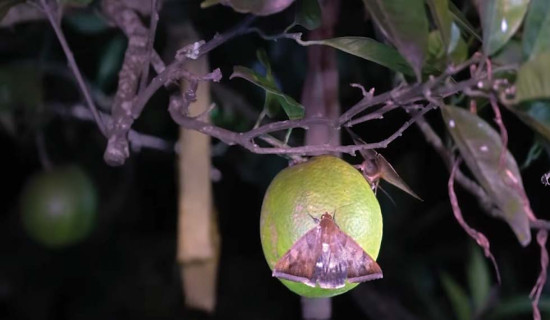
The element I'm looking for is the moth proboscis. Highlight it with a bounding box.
[272,212,382,289]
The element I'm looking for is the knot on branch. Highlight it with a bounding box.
[104,134,130,166]
[176,41,206,61]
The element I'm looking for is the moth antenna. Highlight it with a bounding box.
[378,184,397,207]
[308,213,320,224]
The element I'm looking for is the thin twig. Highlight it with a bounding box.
[530,230,548,320]
[101,13,490,164]
[417,116,550,233]
[39,0,107,136]
[448,158,501,284]
[57,104,175,153]
[415,116,498,214]
[168,104,432,155]
[489,94,508,168]
[104,14,254,165]
[36,131,53,170]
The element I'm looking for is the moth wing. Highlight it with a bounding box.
[311,238,348,289]
[272,226,322,287]
[337,230,383,282]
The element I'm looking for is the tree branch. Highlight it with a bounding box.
[138,0,161,93]
[448,158,501,284]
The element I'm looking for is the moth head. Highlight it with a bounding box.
[319,212,337,228]
[320,212,333,221]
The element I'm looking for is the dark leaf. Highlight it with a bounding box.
[361,0,429,79]
[480,0,529,55]
[492,39,523,66]
[468,245,491,312]
[442,105,532,246]
[0,63,44,135]
[96,35,127,90]
[505,100,550,142]
[523,0,550,60]
[295,0,321,30]
[426,0,452,51]
[425,25,467,74]
[0,0,23,21]
[230,66,304,120]
[201,0,295,16]
[449,1,482,41]
[440,273,471,320]
[296,37,414,76]
[65,11,110,34]
[515,53,550,102]
[521,139,543,169]
[256,49,294,119]
[489,296,550,319]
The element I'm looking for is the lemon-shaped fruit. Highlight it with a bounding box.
[20,166,97,248]
[260,155,383,297]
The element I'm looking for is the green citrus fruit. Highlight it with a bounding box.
[20,166,97,248]
[260,155,383,297]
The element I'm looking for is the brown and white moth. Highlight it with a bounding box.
[272,212,382,289]
[346,127,422,201]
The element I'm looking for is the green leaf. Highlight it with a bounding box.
[64,12,110,34]
[506,100,550,142]
[467,245,491,312]
[201,0,220,8]
[489,296,550,319]
[230,66,304,120]
[0,0,23,21]
[296,37,414,76]
[361,0,429,79]
[295,0,321,30]
[426,0,452,51]
[257,49,273,77]
[480,0,530,56]
[96,35,127,90]
[521,138,543,169]
[523,0,550,59]
[201,0,295,15]
[0,63,44,135]
[425,25,467,74]
[256,49,283,118]
[492,39,523,66]
[449,1,482,41]
[440,273,471,320]
[442,105,532,246]
[515,52,550,102]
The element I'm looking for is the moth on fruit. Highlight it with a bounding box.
[272,212,383,289]
[345,127,422,201]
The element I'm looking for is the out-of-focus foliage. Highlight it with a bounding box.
[201,0,295,16]
[231,52,305,120]
[442,105,532,246]
[361,0,428,78]
[480,0,530,56]
[515,53,550,102]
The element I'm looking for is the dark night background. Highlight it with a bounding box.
[1,0,549,319]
